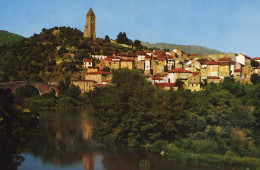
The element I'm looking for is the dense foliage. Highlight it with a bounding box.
[0,89,38,169]
[0,27,131,83]
[87,69,260,168]
[0,30,24,46]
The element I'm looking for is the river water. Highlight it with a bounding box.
[18,109,214,170]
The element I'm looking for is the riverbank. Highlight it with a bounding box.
[146,141,260,169]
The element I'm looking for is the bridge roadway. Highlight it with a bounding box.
[0,81,59,96]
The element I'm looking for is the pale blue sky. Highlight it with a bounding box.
[1,0,260,57]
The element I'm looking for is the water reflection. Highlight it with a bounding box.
[19,109,215,170]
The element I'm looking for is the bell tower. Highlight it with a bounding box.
[84,7,96,40]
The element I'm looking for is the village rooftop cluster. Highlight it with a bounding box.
[72,49,260,93]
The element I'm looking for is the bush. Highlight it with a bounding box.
[191,139,219,154]
[147,140,168,153]
[56,96,82,108]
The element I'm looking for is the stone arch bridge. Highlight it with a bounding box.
[0,81,59,96]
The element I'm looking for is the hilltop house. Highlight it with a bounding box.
[83,58,92,69]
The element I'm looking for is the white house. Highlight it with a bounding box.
[83,58,92,69]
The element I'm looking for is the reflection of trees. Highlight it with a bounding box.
[25,110,96,166]
[0,89,39,170]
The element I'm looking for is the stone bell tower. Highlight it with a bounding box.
[84,7,96,40]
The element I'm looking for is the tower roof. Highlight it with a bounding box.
[87,7,95,17]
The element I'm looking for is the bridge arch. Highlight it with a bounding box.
[14,84,40,98]
[0,81,59,96]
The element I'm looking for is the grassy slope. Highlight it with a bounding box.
[0,30,24,46]
[142,41,223,55]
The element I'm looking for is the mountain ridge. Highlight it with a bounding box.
[0,30,24,46]
[141,41,223,55]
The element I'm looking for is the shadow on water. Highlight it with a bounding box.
[19,109,218,170]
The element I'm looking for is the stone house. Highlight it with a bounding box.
[72,80,97,93]
[207,61,219,77]
[85,70,109,83]
[121,60,134,70]
[218,63,231,79]
[151,58,166,75]
[236,54,252,78]
[188,72,201,91]
[155,83,177,90]
[87,66,99,73]
[150,76,165,84]
[167,68,193,85]
[166,55,175,70]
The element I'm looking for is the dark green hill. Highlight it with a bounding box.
[0,27,130,83]
[0,30,24,46]
[141,42,223,55]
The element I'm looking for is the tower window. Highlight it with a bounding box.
[91,17,94,21]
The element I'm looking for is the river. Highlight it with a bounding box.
[18,109,216,170]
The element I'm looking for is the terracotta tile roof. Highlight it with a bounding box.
[152,77,163,80]
[153,51,163,55]
[127,52,137,57]
[94,84,106,88]
[121,59,133,62]
[145,55,151,58]
[193,72,200,75]
[241,54,251,59]
[234,69,241,72]
[102,80,110,82]
[158,57,166,61]
[83,58,92,62]
[252,57,260,60]
[168,68,193,73]
[155,83,175,87]
[166,55,173,59]
[218,62,230,66]
[207,76,220,79]
[207,61,220,65]
[154,73,168,77]
[136,51,147,55]
[218,58,231,61]
[105,57,112,61]
[199,59,210,64]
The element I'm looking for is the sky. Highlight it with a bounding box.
[1,0,260,57]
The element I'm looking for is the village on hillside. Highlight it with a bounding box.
[73,49,260,93]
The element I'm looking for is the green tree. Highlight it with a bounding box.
[105,35,110,42]
[58,76,71,95]
[66,84,81,99]
[175,79,184,90]
[251,60,259,67]
[0,88,38,169]
[250,73,260,85]
[133,40,141,47]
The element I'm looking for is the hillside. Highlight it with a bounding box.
[0,27,130,83]
[0,30,24,46]
[142,42,223,55]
